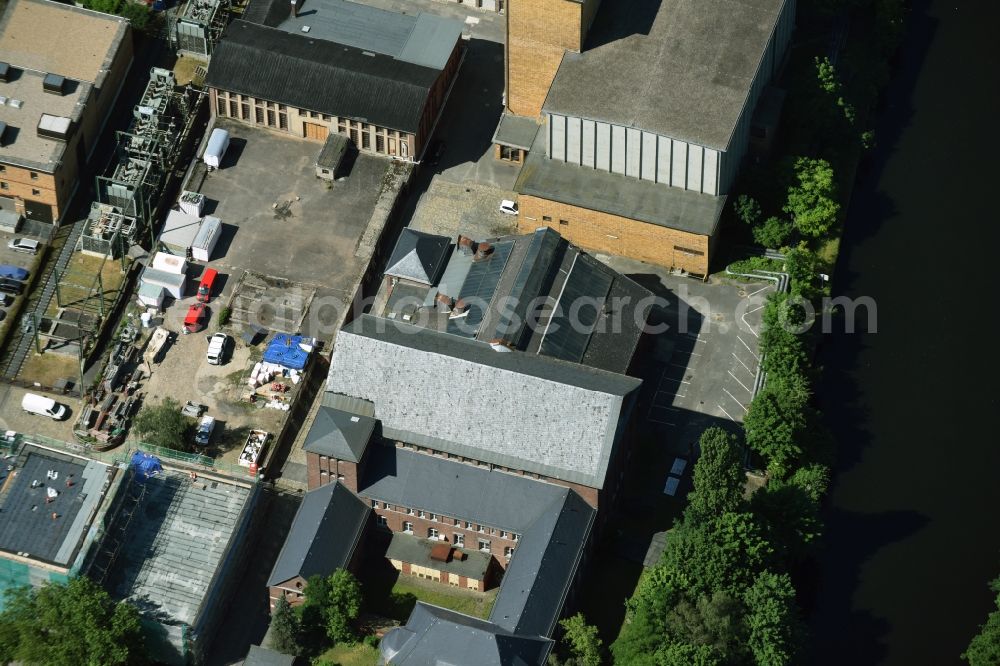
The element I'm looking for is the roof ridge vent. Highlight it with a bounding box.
[8,98,22,109]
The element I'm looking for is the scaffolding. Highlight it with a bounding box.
[170,0,230,58]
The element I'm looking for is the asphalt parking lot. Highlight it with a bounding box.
[191,119,390,339]
[599,255,773,456]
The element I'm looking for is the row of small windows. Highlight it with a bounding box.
[397,520,514,559]
[371,498,519,541]
[0,182,41,196]
[0,166,38,179]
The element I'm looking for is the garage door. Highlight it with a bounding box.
[303,122,328,141]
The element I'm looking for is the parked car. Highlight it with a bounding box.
[181,401,207,418]
[183,303,207,333]
[7,238,40,254]
[0,293,11,306]
[196,268,218,303]
[21,393,68,420]
[0,264,28,281]
[0,278,24,295]
[206,332,231,365]
[193,415,215,446]
[499,199,519,216]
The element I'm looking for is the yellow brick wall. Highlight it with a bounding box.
[507,0,582,117]
[518,195,712,276]
[0,165,60,218]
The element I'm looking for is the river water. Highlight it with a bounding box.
[809,1,1000,663]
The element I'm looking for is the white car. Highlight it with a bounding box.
[194,415,216,446]
[7,238,39,255]
[499,199,519,216]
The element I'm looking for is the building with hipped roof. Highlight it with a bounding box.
[204,0,463,161]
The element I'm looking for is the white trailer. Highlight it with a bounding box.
[203,127,230,169]
[191,215,221,262]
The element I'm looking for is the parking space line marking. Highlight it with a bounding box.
[747,284,771,298]
[728,370,751,393]
[732,352,755,375]
[737,336,760,360]
[723,388,749,412]
[717,404,737,421]
[660,377,691,385]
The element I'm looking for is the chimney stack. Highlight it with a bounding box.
[291,0,298,17]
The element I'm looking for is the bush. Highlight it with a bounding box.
[218,306,231,326]
[133,397,193,452]
[752,216,794,249]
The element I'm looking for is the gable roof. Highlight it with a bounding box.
[384,229,452,285]
[302,406,375,463]
[205,20,441,133]
[243,645,297,666]
[266,482,369,587]
[380,602,554,666]
[326,315,641,489]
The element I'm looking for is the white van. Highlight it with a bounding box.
[203,128,230,169]
[21,393,67,420]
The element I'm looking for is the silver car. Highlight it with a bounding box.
[7,238,40,254]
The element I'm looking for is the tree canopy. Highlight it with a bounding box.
[133,397,192,452]
[685,428,746,526]
[270,595,300,655]
[963,576,1000,665]
[0,577,146,666]
[302,569,363,646]
[783,157,840,238]
[558,613,604,666]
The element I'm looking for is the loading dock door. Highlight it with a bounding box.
[303,122,329,141]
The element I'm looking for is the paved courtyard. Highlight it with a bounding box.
[193,119,391,339]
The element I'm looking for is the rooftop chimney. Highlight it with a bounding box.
[290,0,298,17]
[457,235,474,256]
[435,293,454,312]
[473,242,493,262]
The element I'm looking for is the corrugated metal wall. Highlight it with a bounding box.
[544,0,796,198]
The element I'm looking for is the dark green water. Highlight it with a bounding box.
[810,1,1000,663]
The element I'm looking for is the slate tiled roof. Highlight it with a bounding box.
[267,482,369,587]
[205,20,441,133]
[326,315,641,489]
[380,602,554,666]
[301,406,376,463]
[384,229,452,285]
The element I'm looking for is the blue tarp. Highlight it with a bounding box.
[0,265,28,281]
[130,451,163,482]
[262,333,310,370]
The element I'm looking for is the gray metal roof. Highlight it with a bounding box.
[489,489,594,636]
[302,406,376,462]
[384,229,452,286]
[274,0,462,70]
[359,446,569,533]
[316,132,348,169]
[267,482,369,587]
[380,602,554,666]
[359,445,594,652]
[516,130,726,237]
[0,447,110,566]
[326,315,641,488]
[543,0,791,151]
[385,532,492,580]
[491,113,541,150]
[205,20,442,133]
[243,645,296,666]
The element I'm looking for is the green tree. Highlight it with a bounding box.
[117,2,151,31]
[784,244,822,299]
[0,577,146,666]
[559,613,603,666]
[783,157,840,238]
[659,513,773,599]
[662,591,746,662]
[133,397,192,452]
[270,595,300,655]
[655,641,722,666]
[83,0,122,13]
[734,195,762,227]
[685,428,745,526]
[963,576,1000,665]
[743,378,810,478]
[303,569,362,645]
[815,57,856,126]
[751,465,829,566]
[743,572,803,666]
[752,216,793,249]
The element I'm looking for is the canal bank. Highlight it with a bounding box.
[810,0,1000,663]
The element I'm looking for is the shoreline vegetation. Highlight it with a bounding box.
[548,0,909,664]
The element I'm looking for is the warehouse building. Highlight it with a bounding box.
[204,0,463,160]
[498,0,795,276]
[0,0,132,224]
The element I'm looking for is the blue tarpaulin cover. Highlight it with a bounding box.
[263,333,310,370]
[130,451,163,482]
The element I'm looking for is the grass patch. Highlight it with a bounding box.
[370,575,497,622]
[316,643,379,666]
[53,253,128,317]
[19,352,80,388]
[173,54,208,87]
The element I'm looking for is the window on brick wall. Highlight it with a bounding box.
[419,510,427,519]
[428,528,440,540]
[430,513,438,522]
[512,533,520,542]
[542,216,551,222]
[465,521,473,529]
[0,182,8,191]
[476,524,484,533]
[371,499,378,508]
[453,518,460,526]
[376,515,387,528]
[29,172,38,181]
[673,245,705,257]
[504,546,514,559]
[454,534,464,547]
[478,539,490,553]
[382,502,390,510]
[559,219,569,226]
[267,109,275,126]
[255,107,264,124]
[500,531,508,539]
[406,508,414,516]
[403,521,413,534]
